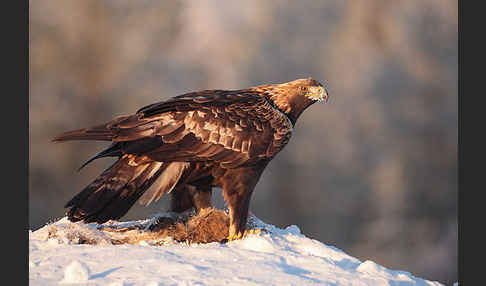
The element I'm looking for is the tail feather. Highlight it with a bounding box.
[65,156,168,224]
[91,163,165,223]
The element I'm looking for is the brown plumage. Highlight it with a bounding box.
[53,77,329,241]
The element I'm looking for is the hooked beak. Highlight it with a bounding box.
[320,86,329,103]
[308,85,329,103]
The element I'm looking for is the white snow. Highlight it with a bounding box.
[29,214,446,286]
[60,260,90,284]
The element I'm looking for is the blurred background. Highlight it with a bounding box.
[29,1,457,284]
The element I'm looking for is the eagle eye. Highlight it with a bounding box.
[300,86,308,92]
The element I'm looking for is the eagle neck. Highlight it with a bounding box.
[264,96,296,126]
[267,94,313,126]
[286,98,315,125]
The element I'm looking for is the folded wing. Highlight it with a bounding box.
[54,90,294,168]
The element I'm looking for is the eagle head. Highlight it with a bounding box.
[298,78,329,103]
[261,77,329,124]
[278,77,329,103]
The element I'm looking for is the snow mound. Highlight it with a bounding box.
[60,260,90,284]
[29,212,445,286]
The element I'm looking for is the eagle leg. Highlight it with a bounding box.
[187,184,213,213]
[226,196,251,241]
[220,163,268,241]
[170,183,212,214]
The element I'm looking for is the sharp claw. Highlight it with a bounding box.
[246,229,263,235]
[225,228,266,242]
[226,232,243,242]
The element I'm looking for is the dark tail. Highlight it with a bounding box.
[65,155,167,224]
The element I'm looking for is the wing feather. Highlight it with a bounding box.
[74,91,293,168]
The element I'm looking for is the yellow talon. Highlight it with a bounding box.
[225,228,266,242]
[246,228,264,235]
[226,232,243,242]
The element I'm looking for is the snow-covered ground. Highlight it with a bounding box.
[30,215,446,286]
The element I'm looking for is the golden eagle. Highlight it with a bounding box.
[53,78,329,241]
